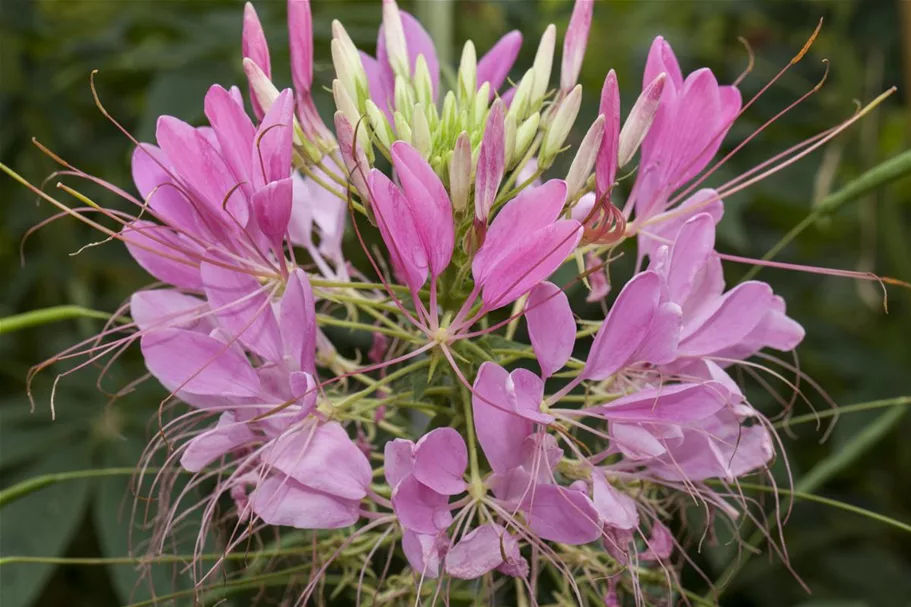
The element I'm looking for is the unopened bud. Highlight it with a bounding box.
[332,79,371,159]
[393,111,412,144]
[394,75,415,120]
[618,72,666,167]
[531,24,556,105]
[331,21,368,108]
[503,113,517,169]
[414,54,434,107]
[513,112,540,168]
[560,0,594,91]
[565,115,605,199]
[507,69,536,123]
[365,100,394,150]
[382,0,410,79]
[540,84,582,167]
[243,58,281,114]
[449,132,472,212]
[457,40,478,103]
[411,104,432,160]
[440,91,458,139]
[472,82,490,129]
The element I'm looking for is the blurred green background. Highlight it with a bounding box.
[1,0,909,605]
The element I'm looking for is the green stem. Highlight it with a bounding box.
[460,385,482,485]
[315,313,416,341]
[0,306,127,335]
[775,396,911,428]
[743,149,911,281]
[0,467,147,508]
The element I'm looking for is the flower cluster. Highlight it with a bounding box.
[16,0,890,603]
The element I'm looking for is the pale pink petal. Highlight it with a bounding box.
[402,530,446,579]
[641,521,674,560]
[131,144,197,233]
[526,281,576,378]
[121,220,203,290]
[140,328,262,400]
[678,281,774,357]
[130,290,211,333]
[204,84,255,192]
[609,422,668,460]
[242,3,271,119]
[251,475,360,529]
[446,523,521,579]
[522,483,601,544]
[509,368,553,424]
[263,421,371,500]
[181,411,255,472]
[593,382,726,423]
[200,260,283,363]
[279,268,317,374]
[252,177,293,246]
[288,0,314,93]
[472,362,533,474]
[560,0,594,90]
[413,428,468,495]
[251,89,295,190]
[592,473,639,530]
[384,438,416,488]
[391,474,452,535]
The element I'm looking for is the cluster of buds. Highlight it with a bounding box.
[7,0,895,604]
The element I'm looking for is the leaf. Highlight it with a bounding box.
[0,446,90,607]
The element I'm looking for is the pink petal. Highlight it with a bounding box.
[367,168,428,291]
[474,99,505,222]
[473,179,568,285]
[592,473,639,530]
[480,220,583,311]
[638,188,723,262]
[204,84,256,193]
[361,52,393,118]
[522,483,602,544]
[252,176,293,246]
[526,281,575,378]
[596,70,620,197]
[279,268,317,374]
[583,271,661,380]
[121,221,202,290]
[156,116,249,226]
[641,521,674,560]
[384,438,416,488]
[130,144,196,233]
[391,474,452,535]
[509,368,552,424]
[377,11,440,98]
[609,422,668,460]
[593,382,726,423]
[140,328,262,400]
[390,141,454,277]
[413,428,468,495]
[445,523,520,579]
[472,362,533,474]
[242,3,272,119]
[130,289,211,333]
[251,89,295,190]
[560,0,594,90]
[679,281,774,356]
[402,530,446,579]
[252,475,360,529]
[180,411,255,472]
[263,421,371,500]
[200,260,283,362]
[288,0,314,93]
[643,36,683,92]
[477,31,523,95]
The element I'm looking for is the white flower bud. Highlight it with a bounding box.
[394,75,415,120]
[503,113,517,169]
[618,72,666,167]
[382,0,410,80]
[472,82,490,130]
[243,58,280,114]
[530,24,556,105]
[513,112,540,168]
[412,104,432,160]
[540,84,582,167]
[449,132,472,212]
[393,111,412,144]
[457,40,477,103]
[414,54,434,108]
[565,115,605,200]
[507,69,536,123]
[365,100,394,150]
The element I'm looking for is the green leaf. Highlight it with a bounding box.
[0,446,90,607]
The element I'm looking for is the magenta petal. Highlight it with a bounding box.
[200,260,283,362]
[242,3,271,119]
[592,473,639,530]
[609,422,668,460]
[522,483,602,545]
[634,301,682,366]
[390,141,454,277]
[279,268,317,374]
[473,179,569,285]
[252,177,293,245]
[402,530,446,579]
[251,89,295,190]
[252,475,359,529]
[392,474,452,535]
[204,84,255,191]
[474,100,505,222]
[509,368,552,424]
[480,220,583,311]
[263,421,371,500]
[121,220,202,290]
[140,328,262,400]
[594,382,726,423]
[643,36,683,91]
[384,438,416,488]
[288,371,317,418]
[665,213,716,304]
[472,362,533,474]
[526,281,575,378]
[413,428,468,495]
[181,411,255,472]
[583,271,661,380]
[560,0,594,90]
[446,523,520,579]
[638,188,723,262]
[477,31,522,95]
